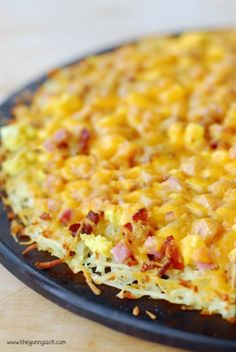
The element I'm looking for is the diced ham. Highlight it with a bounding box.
[192,218,222,243]
[43,139,55,152]
[53,128,70,148]
[162,177,183,191]
[144,236,156,250]
[193,194,218,211]
[208,179,231,197]
[144,236,162,260]
[111,241,131,263]
[79,128,90,153]
[180,157,202,176]
[165,211,175,222]
[59,208,73,225]
[45,175,59,190]
[229,144,236,159]
[47,198,60,211]
[53,128,69,143]
[195,261,216,271]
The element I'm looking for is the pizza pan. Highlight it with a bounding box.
[0,42,235,352]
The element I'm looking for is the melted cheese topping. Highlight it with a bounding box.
[1,30,236,320]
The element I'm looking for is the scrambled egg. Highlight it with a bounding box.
[1,30,236,320]
[80,234,112,257]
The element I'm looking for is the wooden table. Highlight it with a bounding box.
[0,1,235,351]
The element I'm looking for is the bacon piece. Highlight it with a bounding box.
[79,128,90,153]
[69,223,81,236]
[159,236,173,258]
[99,211,105,219]
[35,259,63,269]
[59,209,73,225]
[171,249,184,269]
[142,236,177,276]
[111,241,131,263]
[147,254,156,261]
[69,250,76,257]
[132,208,149,224]
[141,263,159,272]
[124,222,133,232]
[80,223,93,234]
[40,212,52,221]
[158,260,172,277]
[156,235,184,273]
[86,210,100,224]
[210,141,218,150]
[164,236,184,270]
[127,256,138,267]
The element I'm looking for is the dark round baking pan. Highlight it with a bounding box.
[0,41,235,352]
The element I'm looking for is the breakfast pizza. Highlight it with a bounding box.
[1,30,236,321]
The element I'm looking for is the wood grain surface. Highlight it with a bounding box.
[0,1,235,351]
